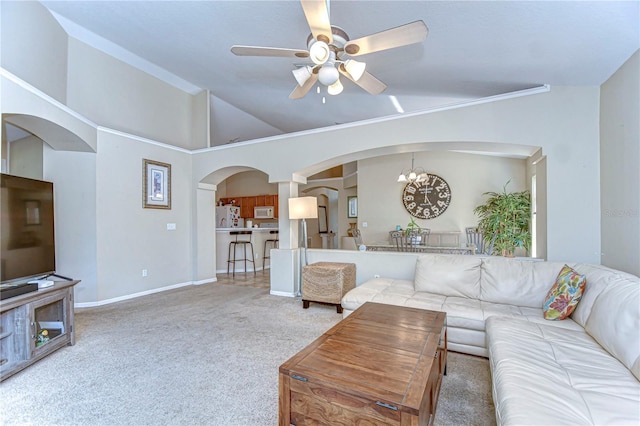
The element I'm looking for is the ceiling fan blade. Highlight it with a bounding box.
[339,66,387,95]
[289,73,319,99]
[231,45,309,59]
[343,20,428,56]
[300,0,333,44]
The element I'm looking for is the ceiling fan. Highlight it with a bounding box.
[230,0,428,99]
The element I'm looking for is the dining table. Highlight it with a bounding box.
[365,243,476,255]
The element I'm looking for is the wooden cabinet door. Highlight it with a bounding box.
[241,196,256,218]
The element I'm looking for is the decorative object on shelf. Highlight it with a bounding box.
[143,159,171,209]
[473,180,531,257]
[347,196,358,218]
[36,329,49,347]
[402,174,451,219]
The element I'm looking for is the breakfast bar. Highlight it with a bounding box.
[215,227,278,273]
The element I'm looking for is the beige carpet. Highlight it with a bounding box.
[0,283,495,425]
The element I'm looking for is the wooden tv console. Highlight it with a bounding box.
[0,280,80,381]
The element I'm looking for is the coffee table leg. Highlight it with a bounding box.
[303,300,310,309]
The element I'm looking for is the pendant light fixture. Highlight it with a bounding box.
[397,153,427,183]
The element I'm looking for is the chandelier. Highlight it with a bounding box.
[397,153,427,183]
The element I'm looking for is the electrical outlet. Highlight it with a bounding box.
[167,223,176,230]
[362,222,368,228]
[142,269,148,277]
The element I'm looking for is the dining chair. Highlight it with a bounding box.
[465,227,485,254]
[390,229,430,252]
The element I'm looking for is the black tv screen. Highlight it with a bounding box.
[0,173,55,284]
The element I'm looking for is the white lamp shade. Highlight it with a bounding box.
[318,65,339,86]
[309,41,330,65]
[292,66,312,87]
[288,197,318,219]
[397,174,407,182]
[327,78,343,95]
[344,59,366,81]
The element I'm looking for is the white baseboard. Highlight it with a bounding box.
[270,290,295,298]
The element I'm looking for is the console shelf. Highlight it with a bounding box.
[0,280,80,381]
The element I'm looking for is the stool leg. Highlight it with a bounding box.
[249,242,256,275]
[227,242,232,276]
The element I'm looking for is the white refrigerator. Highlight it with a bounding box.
[216,205,241,228]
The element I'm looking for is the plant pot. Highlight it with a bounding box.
[501,249,515,258]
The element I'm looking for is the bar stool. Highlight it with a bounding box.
[262,230,279,271]
[227,230,256,277]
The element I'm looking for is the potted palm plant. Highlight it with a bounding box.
[473,181,531,257]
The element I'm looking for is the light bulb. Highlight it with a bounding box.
[327,79,343,95]
[318,65,339,86]
[309,40,330,65]
[292,66,312,87]
[344,59,366,81]
[397,174,407,183]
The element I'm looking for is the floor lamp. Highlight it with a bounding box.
[288,196,318,296]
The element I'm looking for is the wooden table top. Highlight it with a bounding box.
[280,302,446,416]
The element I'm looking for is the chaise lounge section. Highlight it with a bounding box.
[340,254,640,424]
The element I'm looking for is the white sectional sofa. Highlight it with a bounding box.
[340,254,640,425]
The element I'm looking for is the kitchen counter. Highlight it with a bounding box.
[216,227,279,273]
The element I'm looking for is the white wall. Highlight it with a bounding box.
[220,170,277,197]
[0,1,68,103]
[8,136,44,179]
[95,129,193,302]
[194,86,601,264]
[66,38,206,150]
[600,50,640,276]
[356,152,526,244]
[209,95,283,147]
[44,147,98,303]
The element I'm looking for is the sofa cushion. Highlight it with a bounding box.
[542,264,587,320]
[487,316,640,425]
[584,275,640,380]
[570,263,639,327]
[414,254,481,298]
[340,278,416,312]
[480,257,567,308]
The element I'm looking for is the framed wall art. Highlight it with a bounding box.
[143,159,171,209]
[347,196,358,218]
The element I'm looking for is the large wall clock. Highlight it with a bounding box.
[402,174,452,219]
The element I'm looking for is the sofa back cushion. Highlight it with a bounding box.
[414,254,481,298]
[584,275,640,380]
[570,263,638,327]
[480,258,568,308]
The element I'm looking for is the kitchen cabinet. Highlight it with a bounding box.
[219,195,279,218]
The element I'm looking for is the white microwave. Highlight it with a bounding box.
[254,206,275,219]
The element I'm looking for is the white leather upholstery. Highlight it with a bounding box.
[480,257,567,307]
[488,316,640,425]
[414,254,481,298]
[341,254,640,425]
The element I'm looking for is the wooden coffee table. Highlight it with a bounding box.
[279,302,447,425]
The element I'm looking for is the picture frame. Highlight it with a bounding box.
[143,159,171,209]
[318,206,328,233]
[347,196,358,218]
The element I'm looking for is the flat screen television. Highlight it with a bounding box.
[0,173,56,285]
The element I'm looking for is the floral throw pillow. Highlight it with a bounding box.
[543,265,587,320]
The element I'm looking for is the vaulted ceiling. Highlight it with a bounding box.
[37,1,640,146]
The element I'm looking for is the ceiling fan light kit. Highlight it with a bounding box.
[344,59,366,81]
[309,40,331,64]
[292,66,313,87]
[327,79,343,95]
[231,0,428,100]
